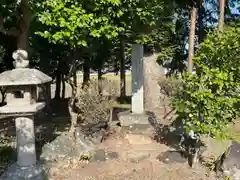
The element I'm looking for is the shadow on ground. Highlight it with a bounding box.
[35,98,71,157]
[146,111,184,150]
[145,111,192,164]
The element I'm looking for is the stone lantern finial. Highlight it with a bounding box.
[12,49,29,68]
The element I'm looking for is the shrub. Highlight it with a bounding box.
[172,65,240,140]
[74,80,116,132]
[172,27,240,142]
[158,76,183,97]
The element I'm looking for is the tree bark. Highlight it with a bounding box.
[64,51,80,140]
[114,57,119,75]
[61,74,65,99]
[73,70,77,95]
[98,67,103,94]
[187,6,197,73]
[0,87,6,104]
[68,78,78,140]
[73,70,77,87]
[82,58,90,88]
[54,60,61,100]
[119,39,126,101]
[17,0,32,51]
[218,0,226,31]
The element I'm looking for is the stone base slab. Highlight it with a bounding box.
[1,163,45,180]
[118,111,154,134]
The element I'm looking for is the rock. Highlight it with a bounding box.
[91,149,119,162]
[125,134,153,145]
[40,132,105,162]
[107,151,119,159]
[201,137,231,159]
[1,162,45,180]
[127,151,150,163]
[40,134,74,161]
[91,149,106,162]
[216,141,240,180]
[157,151,186,164]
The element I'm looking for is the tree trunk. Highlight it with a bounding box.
[73,70,77,87]
[119,39,126,101]
[218,0,225,31]
[17,0,32,51]
[0,87,6,104]
[54,60,61,100]
[68,79,78,140]
[98,67,103,94]
[73,70,77,95]
[17,24,29,51]
[187,6,197,73]
[61,74,65,99]
[82,58,90,88]
[114,58,119,75]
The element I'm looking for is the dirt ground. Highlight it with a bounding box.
[47,127,220,180]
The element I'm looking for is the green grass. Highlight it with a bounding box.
[113,102,131,109]
[77,73,132,82]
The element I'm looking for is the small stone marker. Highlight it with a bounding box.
[16,117,36,166]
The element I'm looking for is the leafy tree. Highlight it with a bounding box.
[0,0,36,51]
[36,0,126,134]
[194,26,240,81]
[36,0,124,47]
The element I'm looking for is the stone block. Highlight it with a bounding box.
[125,134,153,145]
[91,149,119,162]
[118,111,149,126]
[118,111,154,134]
[216,141,240,180]
[126,150,150,163]
[1,162,45,180]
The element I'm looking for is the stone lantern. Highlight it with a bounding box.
[0,49,52,180]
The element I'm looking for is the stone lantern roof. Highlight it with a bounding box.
[0,68,52,86]
[0,49,52,86]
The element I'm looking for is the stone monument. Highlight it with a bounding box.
[143,53,165,112]
[118,44,152,133]
[0,49,52,180]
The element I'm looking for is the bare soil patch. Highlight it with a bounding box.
[48,127,219,180]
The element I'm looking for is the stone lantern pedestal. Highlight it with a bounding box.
[0,105,46,180]
[0,49,52,179]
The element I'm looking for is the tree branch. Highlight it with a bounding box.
[0,25,20,37]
